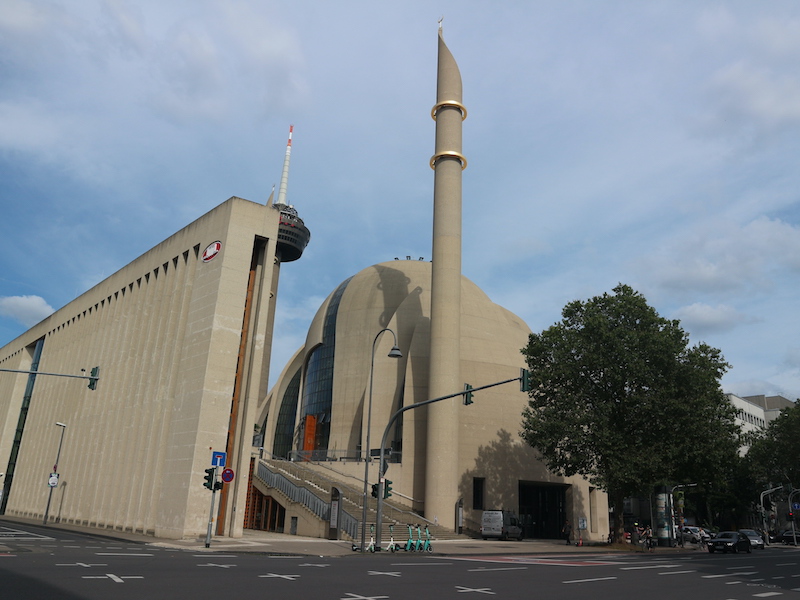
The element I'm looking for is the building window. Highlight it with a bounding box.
[298,276,352,456]
[473,477,485,511]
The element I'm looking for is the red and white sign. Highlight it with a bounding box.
[202,241,222,262]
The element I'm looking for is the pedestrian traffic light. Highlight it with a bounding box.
[215,480,223,491]
[203,467,215,490]
[383,479,393,499]
[520,368,532,392]
[463,383,474,405]
[87,366,100,390]
[371,483,379,498]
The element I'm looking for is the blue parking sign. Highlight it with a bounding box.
[211,451,227,468]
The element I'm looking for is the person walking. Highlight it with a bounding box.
[562,520,572,545]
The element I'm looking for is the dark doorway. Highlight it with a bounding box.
[519,482,567,539]
[245,488,286,532]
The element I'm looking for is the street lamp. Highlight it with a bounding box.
[360,328,402,552]
[43,422,67,525]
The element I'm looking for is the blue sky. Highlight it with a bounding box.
[1,1,799,401]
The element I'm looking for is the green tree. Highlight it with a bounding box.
[746,403,800,490]
[520,284,740,542]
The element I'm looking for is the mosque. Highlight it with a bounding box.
[0,28,607,543]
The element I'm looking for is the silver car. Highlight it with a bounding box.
[739,529,765,550]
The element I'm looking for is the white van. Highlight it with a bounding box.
[481,510,523,540]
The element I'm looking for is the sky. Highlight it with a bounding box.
[1,0,799,402]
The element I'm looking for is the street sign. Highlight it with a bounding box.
[211,451,227,468]
[221,468,234,483]
[793,502,800,510]
[48,473,59,488]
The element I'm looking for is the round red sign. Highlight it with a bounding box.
[202,241,222,262]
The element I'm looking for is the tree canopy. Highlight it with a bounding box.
[520,284,740,539]
[746,403,800,490]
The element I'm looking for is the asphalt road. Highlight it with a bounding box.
[2,521,799,600]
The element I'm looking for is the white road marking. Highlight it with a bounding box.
[455,586,496,594]
[82,573,144,583]
[563,576,617,584]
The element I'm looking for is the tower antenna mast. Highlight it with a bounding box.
[275,125,293,206]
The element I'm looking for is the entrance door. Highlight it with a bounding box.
[519,482,567,539]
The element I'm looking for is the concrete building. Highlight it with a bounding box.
[0,191,309,539]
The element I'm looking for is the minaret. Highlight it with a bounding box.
[271,125,311,262]
[425,24,467,529]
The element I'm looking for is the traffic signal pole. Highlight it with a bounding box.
[373,372,526,548]
[0,367,100,389]
[205,466,219,548]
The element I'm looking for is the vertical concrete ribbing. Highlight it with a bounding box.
[425,29,466,529]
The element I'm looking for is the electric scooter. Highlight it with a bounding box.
[403,524,416,552]
[383,524,397,552]
[351,523,376,552]
[413,524,424,552]
[420,524,433,553]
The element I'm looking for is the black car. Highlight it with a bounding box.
[775,529,799,545]
[707,531,751,553]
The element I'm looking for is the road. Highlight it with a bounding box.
[2,521,799,599]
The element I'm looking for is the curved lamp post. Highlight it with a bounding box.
[360,329,402,552]
[43,422,67,525]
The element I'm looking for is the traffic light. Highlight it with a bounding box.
[520,368,532,392]
[215,480,223,491]
[788,511,794,522]
[203,467,215,490]
[371,483,379,498]
[87,366,100,390]
[383,479,393,499]
[463,383,474,405]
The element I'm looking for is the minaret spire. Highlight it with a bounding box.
[425,24,467,529]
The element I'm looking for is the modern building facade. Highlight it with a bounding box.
[257,259,609,540]
[0,194,309,539]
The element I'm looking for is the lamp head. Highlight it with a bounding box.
[56,422,67,428]
[388,345,403,359]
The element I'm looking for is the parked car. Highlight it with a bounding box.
[680,526,710,543]
[775,529,799,545]
[738,529,765,550]
[707,531,751,553]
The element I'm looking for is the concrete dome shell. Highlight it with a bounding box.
[261,259,533,461]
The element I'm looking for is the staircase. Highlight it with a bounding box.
[253,457,471,543]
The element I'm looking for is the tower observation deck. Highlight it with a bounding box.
[273,203,310,262]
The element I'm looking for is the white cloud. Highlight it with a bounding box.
[672,302,756,335]
[0,295,54,327]
[639,217,800,296]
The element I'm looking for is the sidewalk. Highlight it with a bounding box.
[2,516,702,557]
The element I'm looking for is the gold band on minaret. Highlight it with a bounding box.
[429,150,467,170]
[431,100,467,121]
